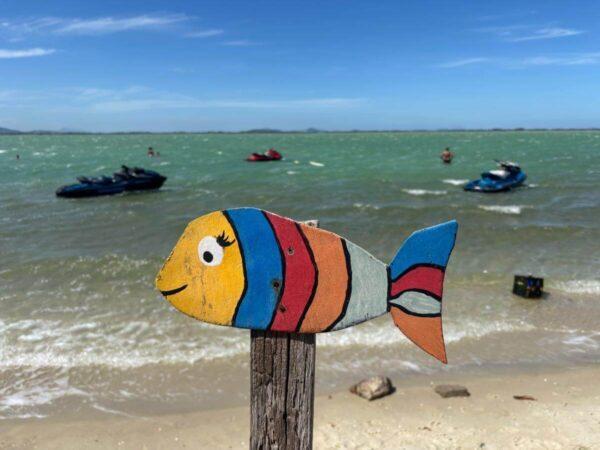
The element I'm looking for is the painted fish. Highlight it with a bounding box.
[156,208,457,363]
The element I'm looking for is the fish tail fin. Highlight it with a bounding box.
[387,220,458,364]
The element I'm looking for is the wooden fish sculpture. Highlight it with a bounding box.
[156,208,458,363]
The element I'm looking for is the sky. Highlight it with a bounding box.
[1,0,599,131]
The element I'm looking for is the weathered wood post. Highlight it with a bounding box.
[250,219,318,450]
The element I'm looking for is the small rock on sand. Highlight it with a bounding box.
[434,384,471,398]
[350,376,394,401]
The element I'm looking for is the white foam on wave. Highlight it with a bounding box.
[287,170,297,175]
[0,150,7,154]
[0,315,534,370]
[553,280,600,295]
[0,374,88,419]
[402,189,447,196]
[478,205,527,215]
[309,161,324,167]
[442,178,469,186]
[353,202,381,210]
[562,332,600,353]
[318,318,534,349]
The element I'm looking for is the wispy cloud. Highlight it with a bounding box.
[92,96,363,112]
[0,86,364,113]
[55,14,188,34]
[0,48,55,58]
[521,53,600,66]
[439,53,600,69]
[186,29,224,38]
[477,24,584,42]
[221,40,259,47]
[509,27,583,42]
[0,14,219,37]
[437,57,490,68]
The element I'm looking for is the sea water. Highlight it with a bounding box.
[1,131,599,419]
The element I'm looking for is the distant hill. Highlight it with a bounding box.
[0,126,21,135]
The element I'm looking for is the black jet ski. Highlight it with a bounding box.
[56,166,166,198]
[464,160,526,193]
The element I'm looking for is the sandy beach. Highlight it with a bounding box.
[2,364,598,450]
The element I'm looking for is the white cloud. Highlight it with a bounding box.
[91,96,364,112]
[0,86,364,113]
[0,14,203,37]
[186,29,224,38]
[222,40,258,47]
[477,24,584,42]
[0,48,55,58]
[438,53,600,69]
[56,14,189,34]
[521,53,600,66]
[509,27,583,42]
[438,58,489,68]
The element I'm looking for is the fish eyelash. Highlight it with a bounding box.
[216,231,235,247]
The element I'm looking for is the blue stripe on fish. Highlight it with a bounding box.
[227,208,283,329]
[388,221,458,280]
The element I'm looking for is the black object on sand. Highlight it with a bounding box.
[513,274,544,299]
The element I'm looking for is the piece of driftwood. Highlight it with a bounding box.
[513,394,537,401]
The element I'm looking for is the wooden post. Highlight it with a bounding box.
[250,331,315,449]
[250,220,318,450]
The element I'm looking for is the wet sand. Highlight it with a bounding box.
[2,365,598,450]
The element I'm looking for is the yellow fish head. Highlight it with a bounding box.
[155,211,245,326]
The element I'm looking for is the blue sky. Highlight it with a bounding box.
[1,0,599,131]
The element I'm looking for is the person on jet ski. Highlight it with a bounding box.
[441,147,454,163]
[147,147,155,157]
[265,148,282,159]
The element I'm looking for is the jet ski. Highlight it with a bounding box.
[464,160,526,193]
[246,148,282,162]
[56,166,166,198]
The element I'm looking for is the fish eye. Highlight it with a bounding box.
[198,236,224,267]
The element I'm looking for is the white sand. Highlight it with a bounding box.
[1,366,599,449]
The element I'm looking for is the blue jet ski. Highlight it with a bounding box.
[464,160,526,193]
[56,166,166,198]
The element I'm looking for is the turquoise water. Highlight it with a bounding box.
[1,131,599,419]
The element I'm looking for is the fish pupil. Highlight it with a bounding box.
[203,251,213,263]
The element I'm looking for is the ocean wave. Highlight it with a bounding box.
[0,374,88,419]
[319,318,534,348]
[562,332,600,353]
[309,161,324,167]
[478,205,527,215]
[0,315,534,370]
[552,280,600,295]
[442,179,469,186]
[402,189,447,196]
[353,202,381,210]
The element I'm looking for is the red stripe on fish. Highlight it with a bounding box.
[265,212,317,331]
[389,265,444,300]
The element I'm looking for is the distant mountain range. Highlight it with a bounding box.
[0,127,21,134]
[1,126,599,135]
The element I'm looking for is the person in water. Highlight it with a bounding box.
[441,147,454,163]
[147,147,155,157]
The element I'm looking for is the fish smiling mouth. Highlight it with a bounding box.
[160,284,188,296]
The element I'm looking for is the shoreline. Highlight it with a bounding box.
[2,363,598,449]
